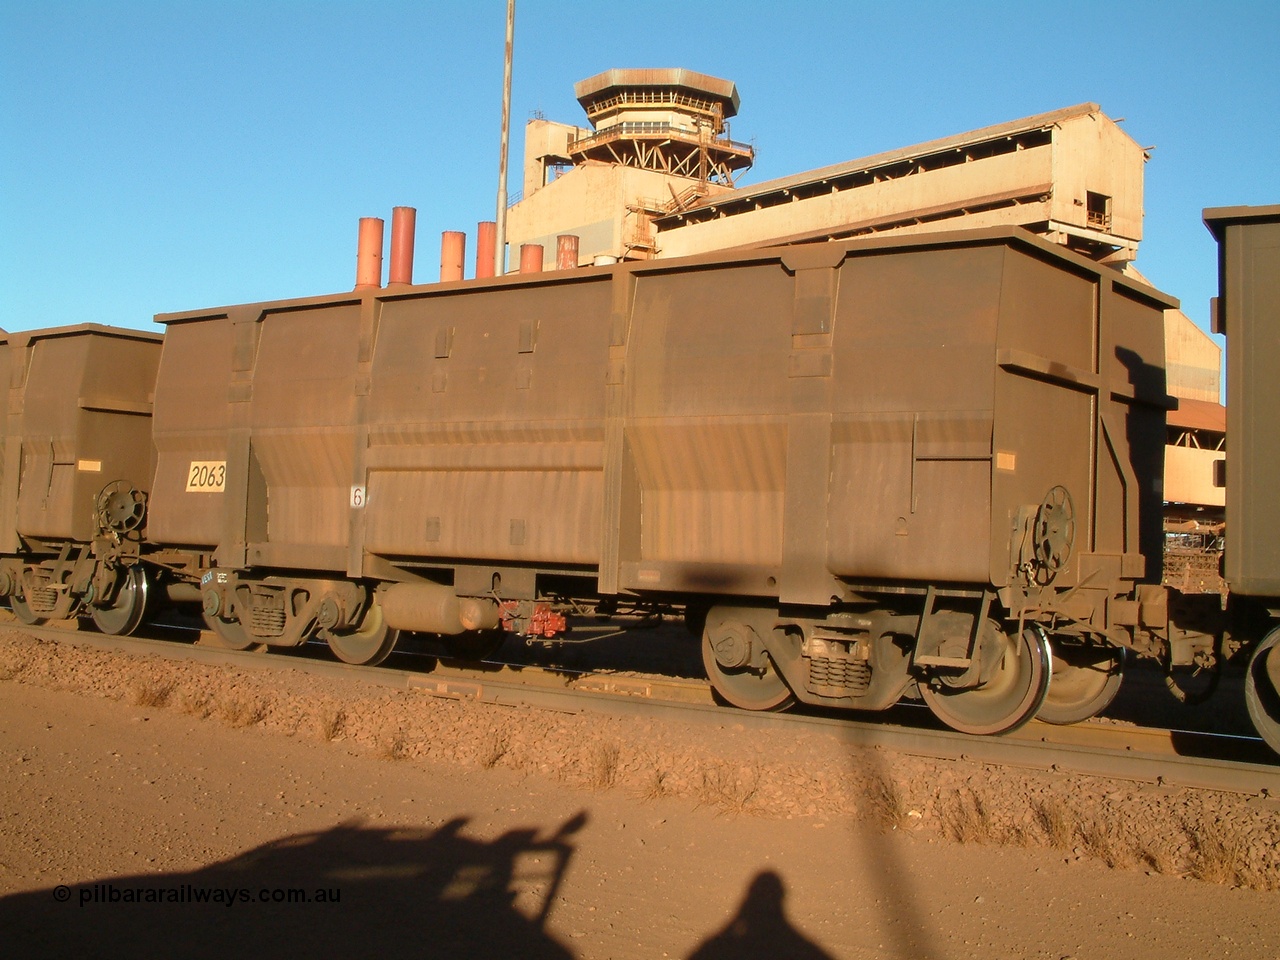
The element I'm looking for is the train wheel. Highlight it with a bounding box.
[1245,628,1280,755]
[323,603,400,666]
[201,611,259,651]
[701,617,795,712]
[920,624,1051,735]
[9,592,47,627]
[1036,639,1125,725]
[90,566,150,637]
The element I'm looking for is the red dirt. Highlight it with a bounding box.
[1,627,1277,959]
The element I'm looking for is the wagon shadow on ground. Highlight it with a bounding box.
[1,811,840,960]
[2,813,588,959]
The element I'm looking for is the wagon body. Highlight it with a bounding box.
[153,227,1170,629]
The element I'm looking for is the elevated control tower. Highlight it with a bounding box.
[568,69,754,186]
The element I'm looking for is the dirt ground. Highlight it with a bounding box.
[1,628,1278,959]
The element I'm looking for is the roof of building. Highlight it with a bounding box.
[1170,398,1227,433]
[657,102,1115,225]
[574,69,741,116]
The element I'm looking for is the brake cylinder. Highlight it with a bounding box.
[379,582,500,635]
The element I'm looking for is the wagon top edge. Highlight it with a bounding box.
[153,223,1179,327]
[0,323,164,348]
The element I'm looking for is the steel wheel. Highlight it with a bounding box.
[1245,628,1280,755]
[920,624,1051,735]
[1037,639,1125,725]
[9,592,46,627]
[701,620,794,712]
[322,602,400,666]
[201,611,259,650]
[90,566,150,636]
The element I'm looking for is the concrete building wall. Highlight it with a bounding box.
[1047,113,1145,242]
[654,148,1056,258]
[507,163,735,268]
[1165,309,1222,403]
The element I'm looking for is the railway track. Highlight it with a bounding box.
[4,616,1278,798]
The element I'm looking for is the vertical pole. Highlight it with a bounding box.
[494,0,515,276]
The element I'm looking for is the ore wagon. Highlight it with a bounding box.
[1204,204,1280,752]
[0,325,162,633]
[152,226,1173,735]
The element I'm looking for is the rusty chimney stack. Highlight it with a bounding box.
[440,231,466,282]
[519,243,544,274]
[388,206,417,286]
[556,234,580,271]
[476,221,497,278]
[355,217,385,290]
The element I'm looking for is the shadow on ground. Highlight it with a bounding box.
[2,813,588,959]
[2,811,839,959]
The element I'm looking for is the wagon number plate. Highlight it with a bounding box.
[186,460,227,493]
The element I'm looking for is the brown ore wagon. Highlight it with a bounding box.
[141,226,1172,737]
[0,325,163,634]
[1204,204,1280,753]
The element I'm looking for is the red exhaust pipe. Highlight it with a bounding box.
[355,217,384,290]
[519,243,544,274]
[388,206,416,286]
[476,221,496,278]
[440,231,465,282]
[556,234,579,271]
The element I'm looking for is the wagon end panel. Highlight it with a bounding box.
[13,330,161,544]
[990,244,1168,601]
[1207,206,1280,596]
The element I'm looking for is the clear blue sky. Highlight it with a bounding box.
[2,1,1276,341]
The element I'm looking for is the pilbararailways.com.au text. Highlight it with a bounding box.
[56,884,341,907]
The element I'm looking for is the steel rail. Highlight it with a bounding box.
[4,619,1277,798]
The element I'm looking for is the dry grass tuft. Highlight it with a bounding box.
[589,742,621,789]
[642,768,669,801]
[132,679,174,708]
[218,696,267,729]
[379,734,411,761]
[482,730,510,770]
[1188,819,1246,886]
[944,791,992,844]
[173,690,212,719]
[1033,798,1076,849]
[0,652,27,681]
[698,761,762,815]
[1139,832,1180,876]
[1079,815,1136,869]
[315,706,346,742]
[863,774,909,831]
